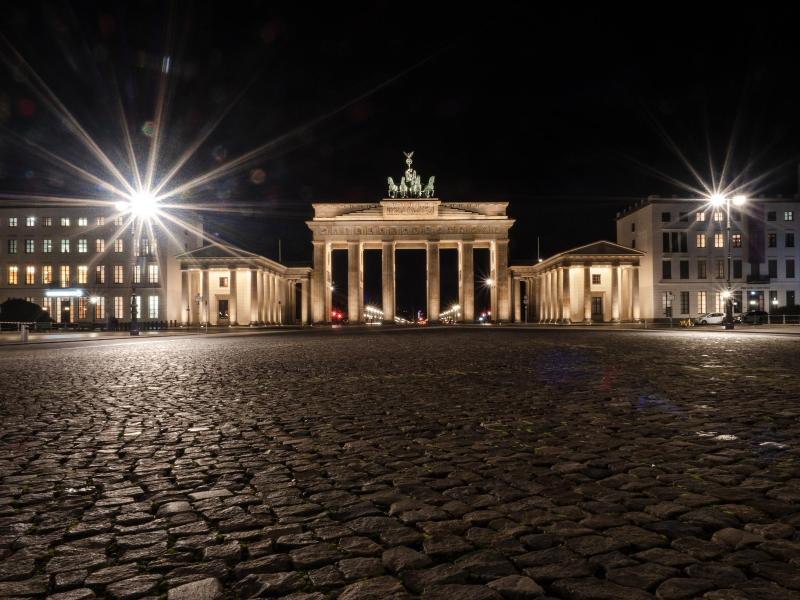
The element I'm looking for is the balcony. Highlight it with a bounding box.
[746,275,771,284]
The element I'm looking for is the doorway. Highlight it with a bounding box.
[218,299,230,321]
[60,299,71,324]
[591,296,604,322]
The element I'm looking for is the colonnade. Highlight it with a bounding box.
[512,263,640,323]
[311,240,511,323]
[180,267,309,326]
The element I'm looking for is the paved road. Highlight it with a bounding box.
[1,329,798,599]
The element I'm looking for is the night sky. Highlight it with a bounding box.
[3,3,800,315]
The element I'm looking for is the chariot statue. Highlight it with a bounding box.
[386,151,435,198]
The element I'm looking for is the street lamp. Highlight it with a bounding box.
[710,193,746,330]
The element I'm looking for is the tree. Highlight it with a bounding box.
[0,298,53,323]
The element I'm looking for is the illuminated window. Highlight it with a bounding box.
[8,217,17,227]
[714,292,724,313]
[96,239,105,252]
[78,217,88,227]
[113,265,124,284]
[114,216,124,226]
[714,233,724,248]
[785,211,794,221]
[77,265,88,284]
[42,239,52,253]
[25,239,34,253]
[114,238,124,252]
[26,217,35,227]
[41,297,52,314]
[95,297,105,319]
[133,264,141,284]
[7,265,18,284]
[148,264,159,284]
[60,217,70,226]
[78,239,88,253]
[114,296,124,318]
[696,234,705,248]
[7,240,17,254]
[696,211,706,222]
[43,217,52,226]
[60,265,70,287]
[61,239,70,253]
[77,297,87,319]
[697,291,707,313]
[148,295,159,319]
[95,265,105,284]
[96,216,105,226]
[713,211,723,222]
[25,265,35,285]
[732,234,742,248]
[42,265,52,284]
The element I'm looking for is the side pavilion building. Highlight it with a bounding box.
[510,241,643,323]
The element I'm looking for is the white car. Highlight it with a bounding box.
[695,312,725,325]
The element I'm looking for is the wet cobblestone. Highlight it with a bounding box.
[1,328,799,599]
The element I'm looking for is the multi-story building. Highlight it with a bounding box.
[615,196,799,319]
[0,205,204,324]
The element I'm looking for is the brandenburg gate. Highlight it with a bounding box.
[307,153,515,324]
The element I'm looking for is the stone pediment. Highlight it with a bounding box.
[311,201,509,221]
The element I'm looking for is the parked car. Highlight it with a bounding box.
[694,312,725,325]
[739,310,769,324]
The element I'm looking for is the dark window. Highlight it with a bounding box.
[731,209,741,221]
[787,259,796,279]
[219,277,229,288]
[662,231,686,253]
[697,260,707,279]
[716,260,725,278]
[767,211,776,221]
[679,211,688,222]
[662,260,672,280]
[733,260,742,279]
[671,232,679,253]
[768,233,777,247]
[592,274,601,285]
[680,291,689,314]
[679,260,689,279]
[631,222,635,232]
[680,232,688,252]
[787,233,795,248]
[788,290,796,306]
[768,259,778,278]
[661,212,671,222]
[662,232,669,252]
[631,239,636,249]
[734,291,742,311]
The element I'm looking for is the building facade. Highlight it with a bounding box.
[615,197,799,319]
[0,206,203,324]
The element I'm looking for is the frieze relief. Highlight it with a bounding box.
[315,223,508,237]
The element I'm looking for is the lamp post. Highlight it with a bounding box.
[710,194,746,330]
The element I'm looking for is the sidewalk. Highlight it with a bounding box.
[501,322,800,335]
[0,326,297,346]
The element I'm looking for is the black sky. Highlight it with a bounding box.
[3,1,800,272]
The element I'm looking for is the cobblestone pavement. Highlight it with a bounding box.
[1,329,799,600]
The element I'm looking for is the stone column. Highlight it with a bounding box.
[259,271,267,323]
[311,241,326,323]
[272,274,278,324]
[229,269,238,325]
[537,275,544,322]
[583,265,592,323]
[611,264,621,322]
[382,241,395,323]
[459,241,474,322]
[513,278,521,322]
[301,278,309,325]
[348,242,363,323]
[631,265,640,321]
[549,269,556,322]
[201,269,210,325]
[495,240,511,322]
[556,268,564,322]
[427,241,440,322]
[250,269,259,324]
[562,266,571,324]
[181,270,189,325]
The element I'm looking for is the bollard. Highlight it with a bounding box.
[19,324,28,343]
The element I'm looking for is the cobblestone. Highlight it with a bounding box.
[0,329,799,598]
